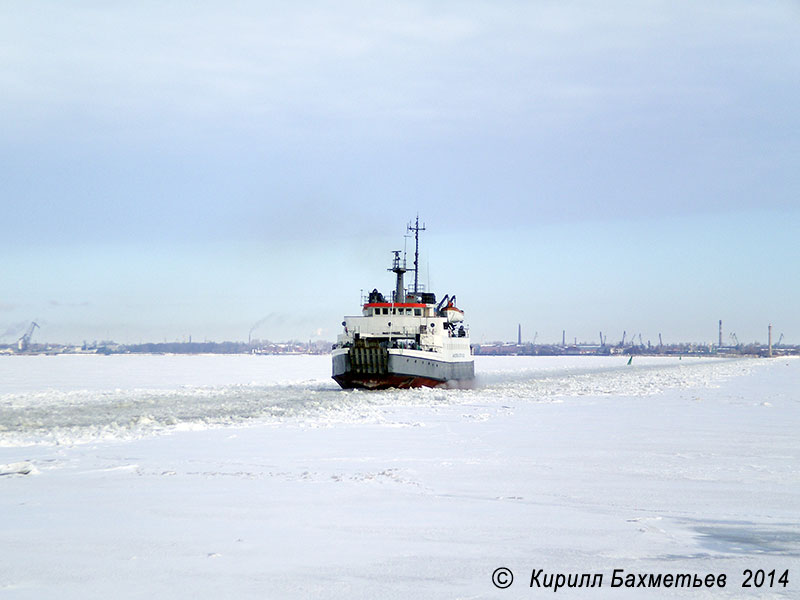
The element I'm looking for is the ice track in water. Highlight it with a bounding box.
[0,354,766,447]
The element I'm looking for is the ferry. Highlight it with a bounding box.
[332,218,475,389]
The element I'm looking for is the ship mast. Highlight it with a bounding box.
[408,216,426,294]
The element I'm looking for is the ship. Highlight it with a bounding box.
[332,218,475,389]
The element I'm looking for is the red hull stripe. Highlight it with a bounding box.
[363,302,428,309]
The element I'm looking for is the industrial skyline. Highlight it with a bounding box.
[3,317,791,355]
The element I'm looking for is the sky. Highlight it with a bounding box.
[1,1,799,346]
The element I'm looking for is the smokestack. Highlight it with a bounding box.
[769,324,773,357]
[562,330,566,346]
[718,320,722,347]
[518,324,521,345]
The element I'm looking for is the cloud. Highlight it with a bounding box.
[5,1,795,141]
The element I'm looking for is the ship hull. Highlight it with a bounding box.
[332,347,474,390]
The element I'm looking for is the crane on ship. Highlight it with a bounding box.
[17,322,39,352]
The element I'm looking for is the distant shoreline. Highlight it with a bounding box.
[3,342,797,358]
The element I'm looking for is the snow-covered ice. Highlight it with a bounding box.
[0,354,798,598]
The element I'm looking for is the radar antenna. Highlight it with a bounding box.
[407,215,426,294]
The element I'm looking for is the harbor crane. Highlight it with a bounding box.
[729,333,739,347]
[17,322,39,352]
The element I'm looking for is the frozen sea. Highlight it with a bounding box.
[0,354,798,598]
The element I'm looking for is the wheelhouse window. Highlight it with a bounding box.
[414,309,422,316]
